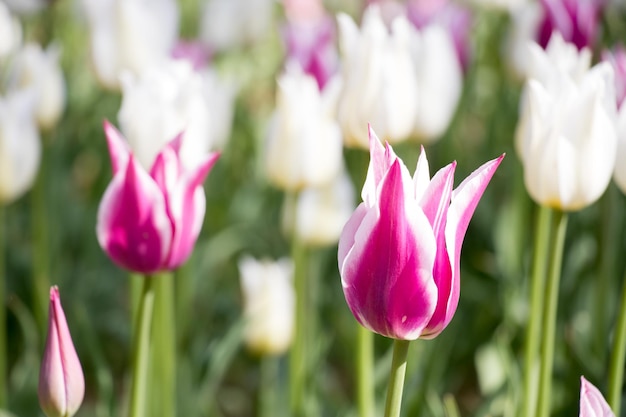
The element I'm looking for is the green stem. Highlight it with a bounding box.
[536,210,568,417]
[150,273,176,417]
[128,275,156,417]
[384,339,411,417]
[358,326,375,417]
[607,266,626,414]
[31,151,49,338]
[260,355,280,417]
[0,206,6,408]
[521,206,553,417]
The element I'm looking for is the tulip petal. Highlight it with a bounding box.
[96,155,172,273]
[413,146,430,200]
[423,154,504,337]
[39,287,84,417]
[580,376,614,417]
[342,160,437,339]
[103,120,131,175]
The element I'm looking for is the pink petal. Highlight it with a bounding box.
[39,287,84,417]
[96,155,173,273]
[423,154,504,338]
[580,376,615,417]
[165,152,220,269]
[341,160,437,339]
[362,126,399,206]
[103,120,131,176]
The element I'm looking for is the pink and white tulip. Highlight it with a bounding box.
[39,287,84,417]
[580,376,615,417]
[96,121,219,274]
[338,127,503,340]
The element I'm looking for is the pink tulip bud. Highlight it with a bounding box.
[537,0,604,51]
[38,287,84,417]
[96,121,220,274]
[580,376,614,417]
[338,127,503,339]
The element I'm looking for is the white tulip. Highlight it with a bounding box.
[9,43,66,130]
[412,24,463,142]
[82,0,179,90]
[0,89,41,204]
[516,35,617,210]
[117,60,236,170]
[504,2,542,80]
[0,3,21,59]
[282,168,355,246]
[200,0,274,51]
[336,6,419,147]
[265,65,343,190]
[238,257,295,356]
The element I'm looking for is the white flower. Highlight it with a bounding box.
[282,167,356,246]
[336,6,419,147]
[117,60,236,170]
[82,0,179,90]
[0,3,21,59]
[515,35,617,210]
[265,65,343,190]
[0,89,41,204]
[238,257,295,356]
[200,0,274,51]
[505,2,542,79]
[9,43,66,130]
[411,24,463,142]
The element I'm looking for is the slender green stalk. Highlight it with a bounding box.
[0,206,6,408]
[607,265,626,414]
[521,206,553,417]
[536,210,568,417]
[260,355,280,417]
[128,275,156,417]
[384,339,411,417]
[31,151,50,337]
[358,326,375,417]
[175,262,192,349]
[150,273,176,417]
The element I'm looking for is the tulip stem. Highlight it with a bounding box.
[383,339,410,417]
[536,209,568,417]
[0,206,6,409]
[521,206,553,417]
[32,153,50,339]
[150,273,176,417]
[357,325,375,417]
[607,265,626,414]
[260,355,280,417]
[129,275,156,417]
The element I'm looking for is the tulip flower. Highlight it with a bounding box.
[338,127,503,339]
[603,46,626,195]
[0,3,21,60]
[282,167,355,246]
[200,0,274,52]
[515,34,617,211]
[336,6,419,147]
[265,64,343,190]
[82,0,179,90]
[39,287,84,417]
[0,89,41,204]
[239,257,295,355]
[9,43,66,130]
[96,121,219,274]
[580,377,615,417]
[118,60,236,170]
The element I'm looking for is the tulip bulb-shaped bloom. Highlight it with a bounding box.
[265,65,343,190]
[580,376,614,417]
[39,287,84,417]
[9,43,66,130]
[338,127,503,339]
[118,60,236,170]
[0,89,41,204]
[516,34,618,210]
[96,121,219,273]
[337,6,419,147]
[239,257,295,355]
[82,0,179,90]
